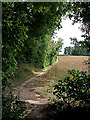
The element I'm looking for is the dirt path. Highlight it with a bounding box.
[13,56,89,119]
[13,67,53,120]
[13,67,52,101]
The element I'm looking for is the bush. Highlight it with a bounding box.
[2,92,26,120]
[53,70,90,105]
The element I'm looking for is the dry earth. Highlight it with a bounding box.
[13,56,89,120]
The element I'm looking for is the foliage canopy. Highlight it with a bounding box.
[2,2,90,119]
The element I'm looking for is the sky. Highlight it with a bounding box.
[53,18,84,54]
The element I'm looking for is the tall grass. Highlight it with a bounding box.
[25,56,88,96]
[10,63,43,87]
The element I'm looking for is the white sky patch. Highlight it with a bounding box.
[53,18,84,54]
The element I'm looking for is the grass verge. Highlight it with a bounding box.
[10,63,44,88]
[10,61,57,88]
[25,56,88,97]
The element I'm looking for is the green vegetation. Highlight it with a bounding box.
[2,2,90,120]
[64,44,90,56]
[68,2,90,51]
[2,93,26,120]
[2,2,65,87]
[10,61,58,88]
[25,56,88,97]
[2,2,65,119]
[64,37,90,56]
[53,70,90,107]
[10,63,43,87]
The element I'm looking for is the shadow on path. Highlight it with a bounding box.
[25,102,90,120]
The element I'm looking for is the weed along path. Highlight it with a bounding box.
[13,67,53,103]
[13,56,88,120]
[13,66,54,120]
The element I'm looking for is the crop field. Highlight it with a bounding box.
[25,56,89,96]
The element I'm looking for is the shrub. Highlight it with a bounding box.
[53,70,90,105]
[2,92,26,120]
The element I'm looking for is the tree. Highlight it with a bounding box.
[2,2,68,79]
[64,46,73,55]
[68,2,90,51]
[70,37,90,56]
[3,2,90,119]
[2,2,67,119]
[50,38,63,65]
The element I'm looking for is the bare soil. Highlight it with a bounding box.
[13,56,89,120]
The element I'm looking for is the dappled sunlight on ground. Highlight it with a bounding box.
[31,70,41,75]
[25,56,89,100]
[13,56,89,120]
